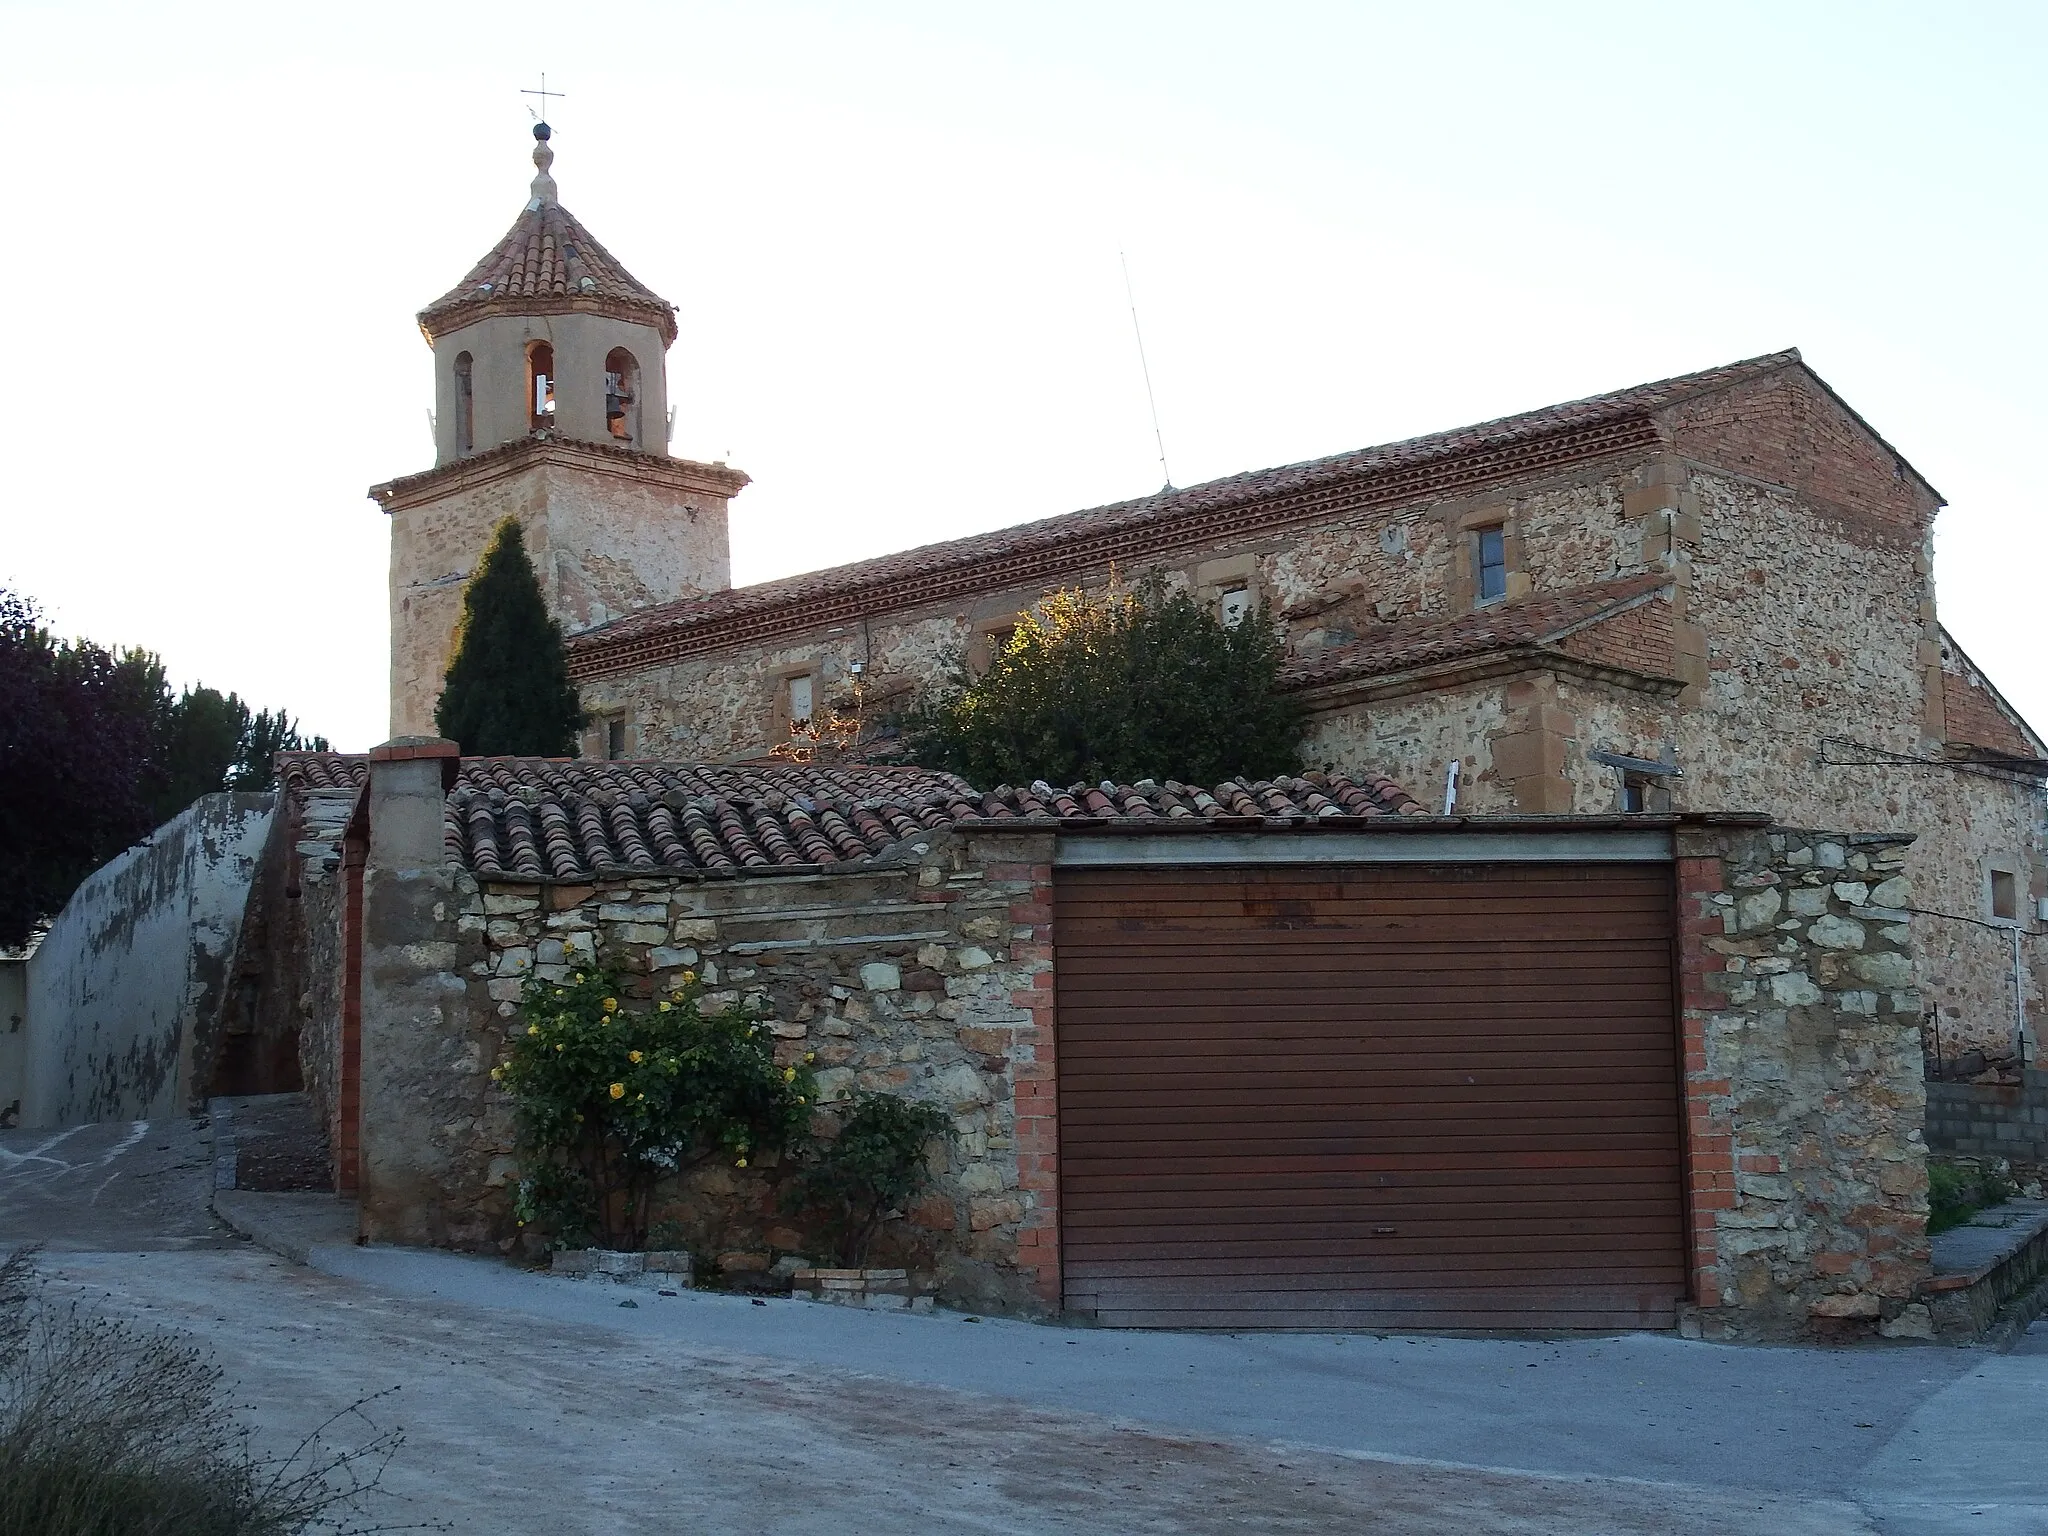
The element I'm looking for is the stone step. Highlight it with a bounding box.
[1919,1198,2048,1345]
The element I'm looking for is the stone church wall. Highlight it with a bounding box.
[1668,465,2045,1063]
[385,446,737,736]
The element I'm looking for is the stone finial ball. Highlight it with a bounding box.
[533,121,552,141]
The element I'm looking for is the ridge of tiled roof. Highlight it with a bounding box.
[419,201,677,344]
[567,350,1801,678]
[1280,573,1676,692]
[276,754,1423,881]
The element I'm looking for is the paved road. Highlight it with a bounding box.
[5,1116,2047,1534]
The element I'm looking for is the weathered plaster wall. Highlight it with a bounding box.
[357,771,1061,1311]
[17,794,273,1129]
[1676,825,1930,1340]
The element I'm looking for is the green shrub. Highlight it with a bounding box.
[786,1093,954,1265]
[499,965,815,1251]
[1927,1158,2017,1235]
[905,572,1304,787]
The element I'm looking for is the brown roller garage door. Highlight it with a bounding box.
[1055,860,1687,1330]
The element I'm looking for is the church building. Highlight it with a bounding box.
[371,124,2047,1070]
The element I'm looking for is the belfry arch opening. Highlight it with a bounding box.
[453,352,474,455]
[604,348,640,445]
[527,342,556,431]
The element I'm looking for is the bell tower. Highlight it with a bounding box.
[371,123,747,738]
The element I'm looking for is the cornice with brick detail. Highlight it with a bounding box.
[567,417,1665,679]
[369,433,750,515]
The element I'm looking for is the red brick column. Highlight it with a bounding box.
[1674,853,1735,1308]
[337,836,366,1196]
[1007,863,1061,1308]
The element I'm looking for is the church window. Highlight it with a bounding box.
[604,348,640,445]
[1990,864,2019,922]
[1219,586,1253,629]
[604,715,628,760]
[1475,526,1507,603]
[788,675,814,728]
[527,342,556,430]
[453,352,474,455]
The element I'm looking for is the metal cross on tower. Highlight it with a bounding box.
[521,74,566,126]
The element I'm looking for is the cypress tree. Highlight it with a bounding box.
[435,518,585,756]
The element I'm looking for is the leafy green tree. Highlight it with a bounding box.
[434,518,584,756]
[0,585,327,946]
[148,691,327,819]
[0,592,157,948]
[907,572,1305,787]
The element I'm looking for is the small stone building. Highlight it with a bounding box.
[374,128,2045,1072]
[244,743,1933,1340]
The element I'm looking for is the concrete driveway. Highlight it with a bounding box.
[5,1115,2046,1534]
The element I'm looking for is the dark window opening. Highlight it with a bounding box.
[604,347,639,444]
[528,342,556,430]
[605,717,627,760]
[1621,776,1647,813]
[453,352,474,455]
[1991,868,2018,921]
[1476,526,1507,603]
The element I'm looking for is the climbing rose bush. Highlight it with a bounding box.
[497,965,814,1251]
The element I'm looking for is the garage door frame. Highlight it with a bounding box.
[1047,825,1697,1330]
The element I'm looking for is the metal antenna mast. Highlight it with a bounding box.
[1119,250,1174,493]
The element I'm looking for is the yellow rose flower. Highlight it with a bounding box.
[783,1067,796,1082]
[805,1051,816,1063]
[555,1043,565,1053]
[629,1050,643,1064]
[573,973,584,983]
[682,970,696,984]
[735,1157,748,1168]
[609,1082,625,1099]
[603,998,618,1013]
[658,1001,672,1013]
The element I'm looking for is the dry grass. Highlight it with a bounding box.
[0,1245,424,1536]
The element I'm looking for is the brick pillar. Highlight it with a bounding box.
[358,737,462,1243]
[1008,861,1061,1309]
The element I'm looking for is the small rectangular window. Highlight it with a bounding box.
[1476,527,1507,603]
[604,717,626,760]
[788,675,814,727]
[1620,777,1646,814]
[1219,587,1253,629]
[1991,868,2018,922]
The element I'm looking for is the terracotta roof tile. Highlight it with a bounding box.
[568,350,1799,676]
[1280,573,1675,691]
[419,202,676,343]
[277,755,1423,881]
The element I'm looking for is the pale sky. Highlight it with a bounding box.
[5,1,2043,751]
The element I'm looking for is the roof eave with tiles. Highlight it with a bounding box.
[275,754,1424,884]
[417,202,678,346]
[564,350,1804,678]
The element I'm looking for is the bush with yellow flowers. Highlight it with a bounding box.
[496,964,814,1251]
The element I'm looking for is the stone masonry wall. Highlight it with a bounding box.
[1676,824,1930,1340]
[578,461,1659,765]
[387,448,737,737]
[359,823,1061,1315]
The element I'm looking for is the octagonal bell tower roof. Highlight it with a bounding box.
[417,124,678,346]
